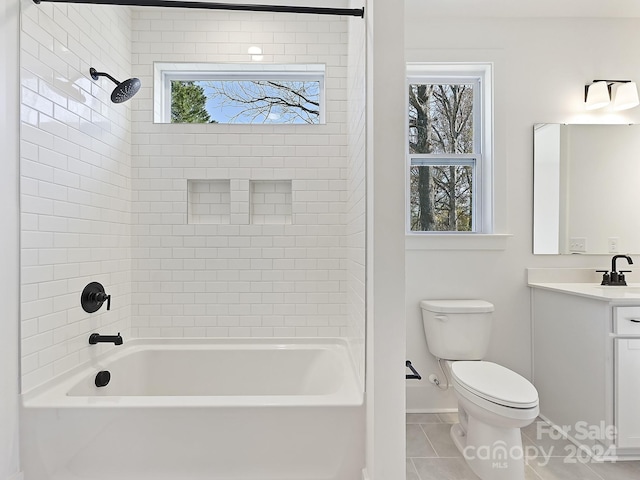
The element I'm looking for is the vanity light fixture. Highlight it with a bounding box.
[585,80,640,110]
[611,82,640,110]
[585,81,612,110]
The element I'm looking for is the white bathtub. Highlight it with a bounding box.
[21,338,364,480]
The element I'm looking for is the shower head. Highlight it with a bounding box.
[90,67,141,103]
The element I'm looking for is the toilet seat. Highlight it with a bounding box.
[451,361,538,409]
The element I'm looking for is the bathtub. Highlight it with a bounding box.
[21,338,364,480]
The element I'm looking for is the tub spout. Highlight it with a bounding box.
[89,333,123,345]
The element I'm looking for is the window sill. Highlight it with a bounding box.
[405,233,512,251]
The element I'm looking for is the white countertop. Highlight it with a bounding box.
[528,282,640,302]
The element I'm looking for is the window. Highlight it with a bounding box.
[407,64,492,233]
[154,63,325,125]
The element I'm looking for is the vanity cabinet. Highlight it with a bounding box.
[530,286,640,460]
[614,306,640,450]
[615,337,640,449]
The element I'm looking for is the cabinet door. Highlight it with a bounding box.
[615,338,640,449]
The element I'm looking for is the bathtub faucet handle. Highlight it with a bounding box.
[94,292,111,310]
[81,282,111,313]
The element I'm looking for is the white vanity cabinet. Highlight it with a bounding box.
[614,307,640,450]
[616,337,640,449]
[530,284,640,460]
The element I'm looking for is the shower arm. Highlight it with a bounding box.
[32,0,365,18]
[90,68,121,85]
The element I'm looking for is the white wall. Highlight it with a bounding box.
[19,1,133,392]
[404,6,640,411]
[129,9,352,340]
[0,1,22,478]
[365,0,406,478]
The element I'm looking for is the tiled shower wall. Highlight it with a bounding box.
[346,6,366,387]
[19,2,366,391]
[129,9,352,339]
[19,1,133,392]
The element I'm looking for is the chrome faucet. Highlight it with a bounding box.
[598,254,633,285]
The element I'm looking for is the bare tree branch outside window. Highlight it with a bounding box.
[409,83,474,232]
[202,80,320,124]
[170,79,321,125]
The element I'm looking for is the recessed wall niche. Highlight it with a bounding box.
[250,180,292,225]
[187,179,231,224]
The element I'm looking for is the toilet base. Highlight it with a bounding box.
[450,422,467,452]
[450,410,528,480]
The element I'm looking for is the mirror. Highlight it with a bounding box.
[533,124,640,254]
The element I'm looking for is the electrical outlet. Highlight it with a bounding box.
[569,237,587,252]
[608,237,620,253]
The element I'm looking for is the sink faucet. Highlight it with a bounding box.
[612,254,633,274]
[604,255,634,286]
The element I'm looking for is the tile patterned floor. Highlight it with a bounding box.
[406,413,640,480]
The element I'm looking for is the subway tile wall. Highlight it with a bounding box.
[250,180,293,225]
[346,7,366,388]
[19,2,366,391]
[187,179,231,225]
[20,1,133,392]
[129,9,353,339]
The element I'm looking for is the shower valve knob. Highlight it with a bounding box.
[81,282,111,313]
[91,292,111,310]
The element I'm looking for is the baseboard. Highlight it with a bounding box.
[6,472,24,480]
[361,468,370,480]
[406,408,458,414]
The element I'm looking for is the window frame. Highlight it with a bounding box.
[409,154,480,232]
[154,62,326,124]
[406,63,493,235]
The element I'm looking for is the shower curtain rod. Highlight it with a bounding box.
[32,0,365,18]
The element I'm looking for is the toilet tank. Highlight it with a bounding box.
[420,299,494,360]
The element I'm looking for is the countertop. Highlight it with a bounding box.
[528,282,640,302]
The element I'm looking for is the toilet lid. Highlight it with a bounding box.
[451,361,539,409]
[419,299,494,314]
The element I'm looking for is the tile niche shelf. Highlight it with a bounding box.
[187,179,231,224]
[250,180,292,225]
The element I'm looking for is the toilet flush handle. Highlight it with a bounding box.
[435,315,448,322]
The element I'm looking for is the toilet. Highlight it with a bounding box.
[420,300,539,480]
